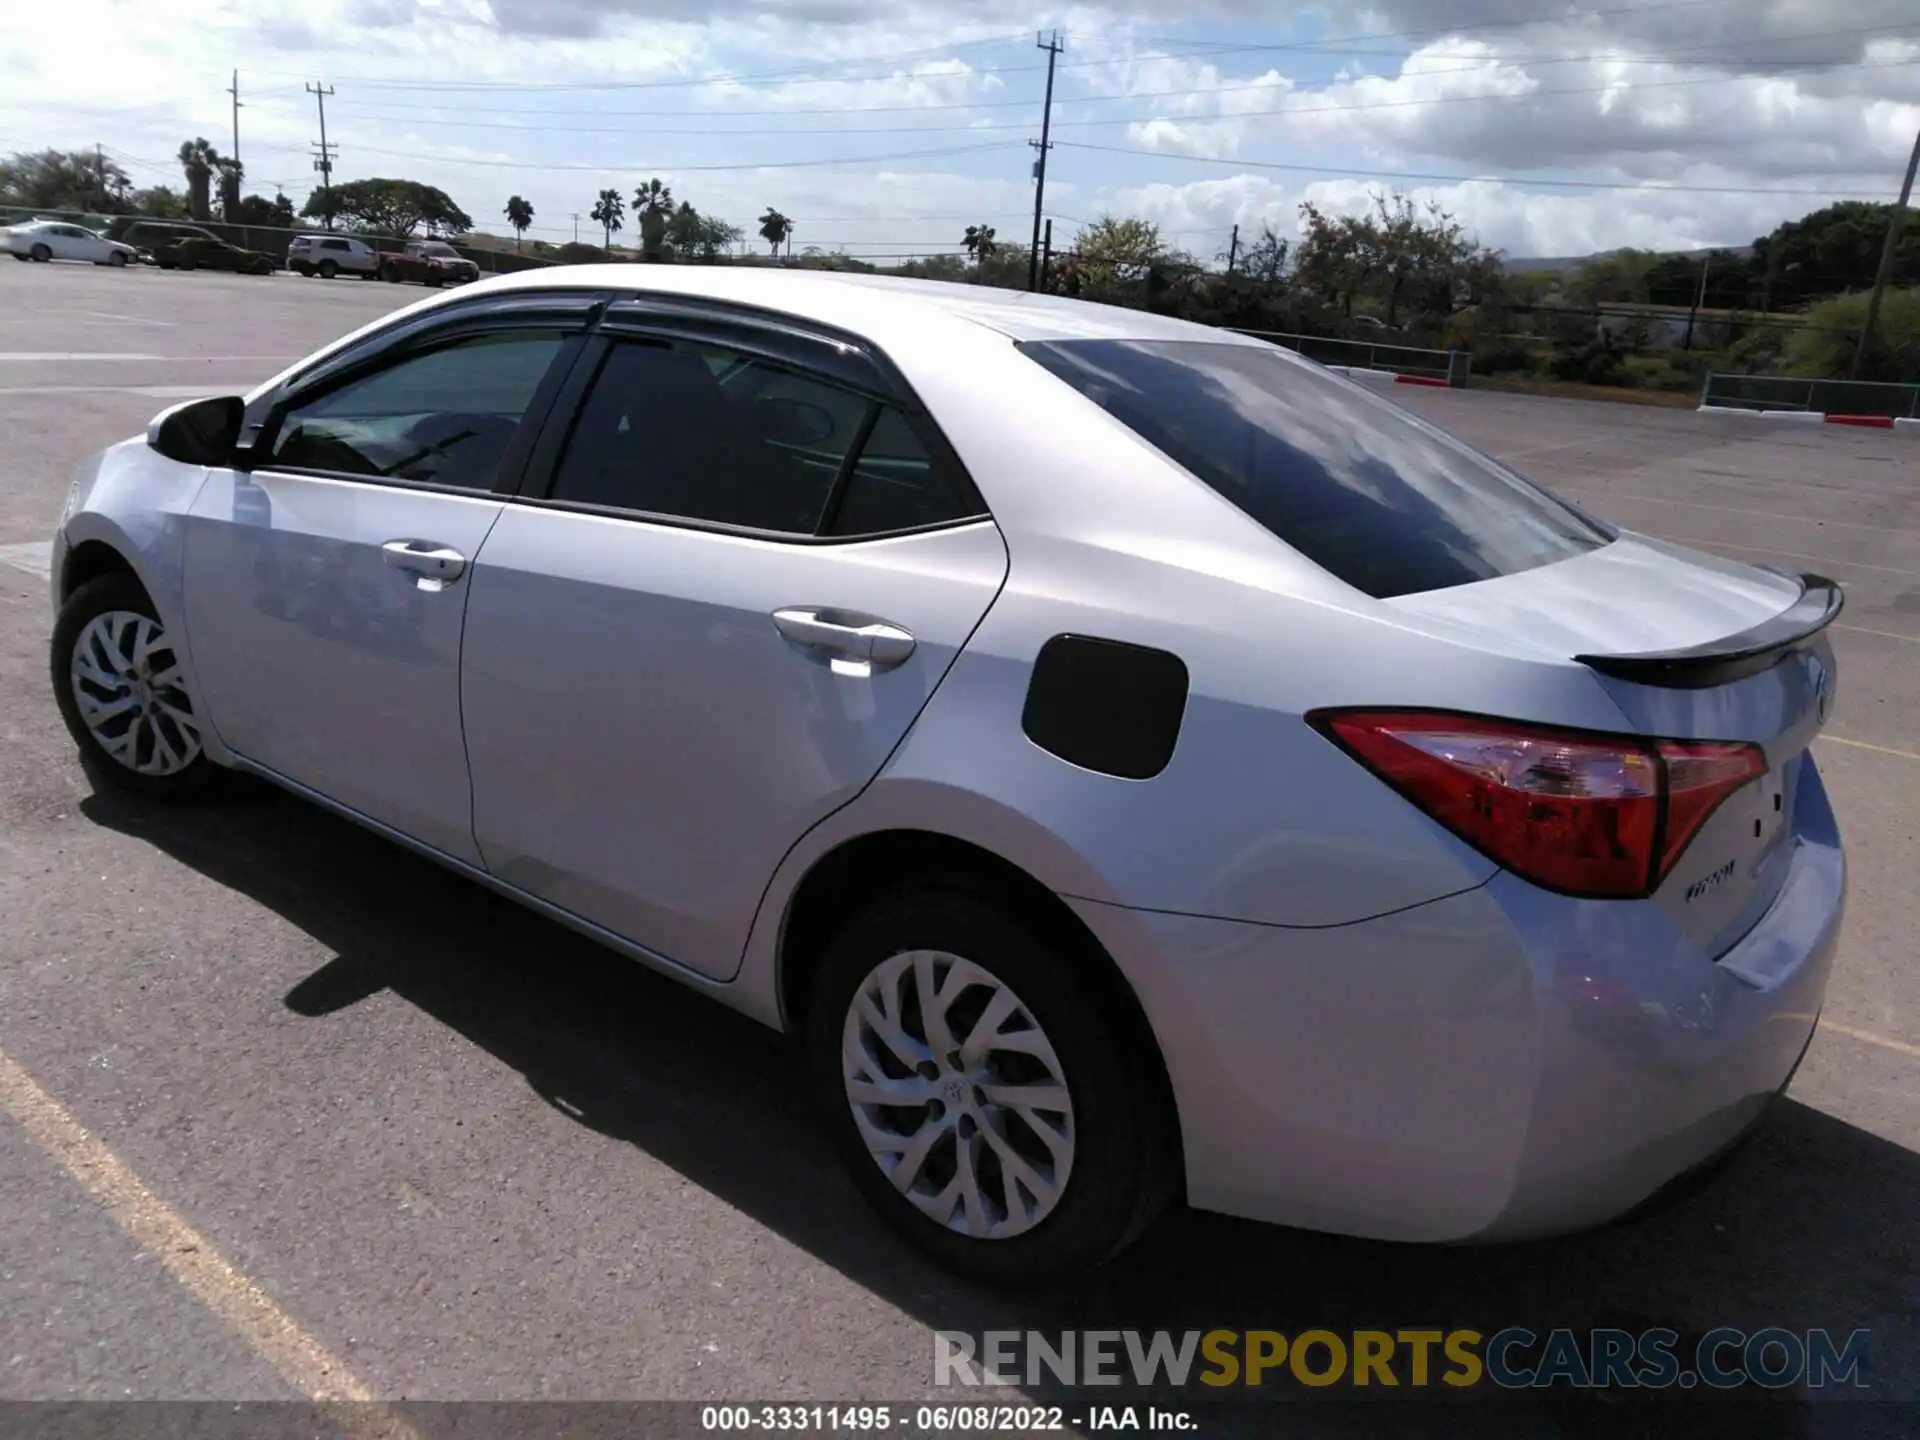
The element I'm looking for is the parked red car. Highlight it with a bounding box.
[379,239,480,286]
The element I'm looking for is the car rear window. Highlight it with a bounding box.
[1018,338,1611,599]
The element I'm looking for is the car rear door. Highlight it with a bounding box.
[459,301,1008,979]
[182,294,599,865]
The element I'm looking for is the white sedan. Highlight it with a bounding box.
[4,219,140,266]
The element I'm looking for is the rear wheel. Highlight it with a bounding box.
[50,573,213,800]
[805,888,1172,1287]
[29,243,51,262]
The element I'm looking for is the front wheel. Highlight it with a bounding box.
[806,888,1173,1287]
[51,573,214,799]
[107,251,128,267]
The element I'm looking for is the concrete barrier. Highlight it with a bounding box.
[1698,404,1917,432]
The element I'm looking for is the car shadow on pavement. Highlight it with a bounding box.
[82,777,1919,1438]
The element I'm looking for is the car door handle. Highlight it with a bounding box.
[773,607,916,677]
[381,539,467,591]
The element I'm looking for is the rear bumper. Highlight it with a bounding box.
[1069,754,1845,1242]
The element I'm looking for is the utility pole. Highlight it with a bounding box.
[1040,217,1053,292]
[306,82,336,229]
[1226,223,1240,276]
[96,143,106,212]
[1852,123,1920,381]
[1684,251,1711,351]
[228,70,243,172]
[1027,30,1063,293]
[571,213,580,244]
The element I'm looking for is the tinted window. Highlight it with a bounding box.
[270,331,564,489]
[321,239,349,251]
[549,339,866,533]
[1020,339,1610,599]
[826,407,982,537]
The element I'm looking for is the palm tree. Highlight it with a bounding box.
[215,157,244,221]
[504,195,534,251]
[176,138,220,222]
[962,223,997,265]
[758,207,792,258]
[632,177,673,261]
[590,187,624,251]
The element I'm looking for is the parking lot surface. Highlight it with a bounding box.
[1,260,1917,1424]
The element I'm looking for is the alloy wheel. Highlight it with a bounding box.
[841,949,1075,1240]
[69,610,202,776]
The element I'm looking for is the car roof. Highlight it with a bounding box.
[449,263,1270,347]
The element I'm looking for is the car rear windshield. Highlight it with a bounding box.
[1018,338,1612,599]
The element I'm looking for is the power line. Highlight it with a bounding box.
[331,139,1023,172]
[1052,141,1904,197]
[268,53,1920,139]
[229,23,1920,125]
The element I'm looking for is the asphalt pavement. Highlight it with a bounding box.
[1,259,1916,1431]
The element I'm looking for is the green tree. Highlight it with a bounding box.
[215,157,244,221]
[129,184,188,219]
[504,194,534,251]
[228,192,296,227]
[176,138,221,221]
[299,178,473,237]
[1072,215,1164,283]
[962,223,997,265]
[0,148,133,213]
[1232,225,1290,283]
[663,201,739,262]
[632,177,673,260]
[1751,201,1919,309]
[1787,288,1920,383]
[758,207,792,256]
[591,187,625,250]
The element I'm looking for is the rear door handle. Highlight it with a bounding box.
[382,539,467,591]
[773,607,916,677]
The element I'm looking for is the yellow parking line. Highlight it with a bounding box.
[1833,623,1920,645]
[0,1044,416,1432]
[1819,735,1920,763]
[1820,1021,1920,1061]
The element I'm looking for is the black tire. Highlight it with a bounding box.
[318,259,338,279]
[11,252,28,262]
[292,263,311,276]
[805,887,1174,1288]
[30,243,51,262]
[384,266,401,282]
[107,251,128,267]
[50,572,214,801]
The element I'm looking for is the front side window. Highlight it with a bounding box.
[268,330,566,490]
[1020,338,1610,599]
[549,338,866,533]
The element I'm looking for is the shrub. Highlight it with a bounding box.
[1786,288,1920,382]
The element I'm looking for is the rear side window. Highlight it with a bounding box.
[548,336,983,538]
[1019,339,1609,599]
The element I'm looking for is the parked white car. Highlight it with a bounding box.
[4,219,140,266]
[288,233,381,279]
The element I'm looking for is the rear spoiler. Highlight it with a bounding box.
[1573,573,1844,689]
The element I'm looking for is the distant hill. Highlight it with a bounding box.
[1501,244,1752,274]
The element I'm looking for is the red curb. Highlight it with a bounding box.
[1825,414,1895,428]
[1394,374,1451,388]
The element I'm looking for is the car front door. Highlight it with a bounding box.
[182,301,595,864]
[49,225,92,260]
[460,308,1008,979]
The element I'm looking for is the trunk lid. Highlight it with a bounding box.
[1387,532,1840,958]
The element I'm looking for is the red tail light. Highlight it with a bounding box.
[1310,709,1767,899]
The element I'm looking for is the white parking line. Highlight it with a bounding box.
[0,540,52,581]
[0,352,163,362]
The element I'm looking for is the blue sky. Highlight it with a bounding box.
[3,0,1917,260]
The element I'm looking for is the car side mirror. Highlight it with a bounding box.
[147,395,245,467]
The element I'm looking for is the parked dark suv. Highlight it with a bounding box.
[151,235,276,275]
[379,239,481,286]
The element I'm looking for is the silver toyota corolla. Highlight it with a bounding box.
[47,268,1846,1286]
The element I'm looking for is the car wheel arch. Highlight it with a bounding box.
[774,825,1185,1186]
[59,537,144,608]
